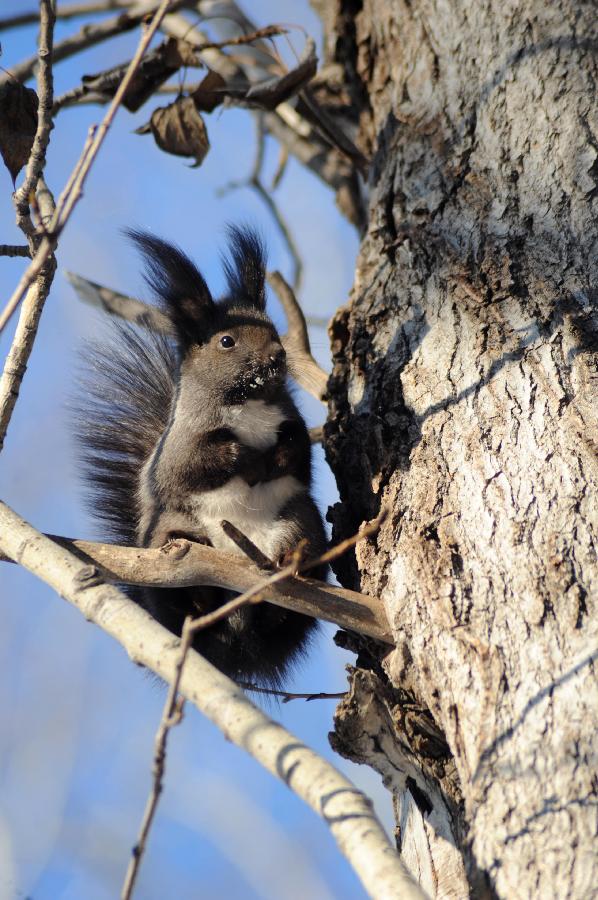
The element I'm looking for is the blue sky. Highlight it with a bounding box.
[0,4,392,898]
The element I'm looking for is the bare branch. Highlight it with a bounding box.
[186,23,286,53]
[64,269,173,331]
[0,0,176,336]
[0,1,134,31]
[0,245,31,258]
[0,4,57,455]
[3,0,190,84]
[220,517,275,569]
[159,9,366,229]
[262,109,366,230]
[0,501,424,900]
[238,683,347,703]
[268,270,329,402]
[0,533,393,644]
[219,114,303,290]
[0,258,57,453]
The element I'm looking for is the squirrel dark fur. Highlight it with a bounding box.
[76,226,327,687]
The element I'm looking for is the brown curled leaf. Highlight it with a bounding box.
[145,96,209,167]
[0,81,38,186]
[191,70,226,113]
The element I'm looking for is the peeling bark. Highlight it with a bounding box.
[317,0,598,896]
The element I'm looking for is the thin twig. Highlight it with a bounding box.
[0,0,176,336]
[123,521,299,898]
[189,24,286,53]
[270,142,289,190]
[182,541,307,636]
[238,682,347,703]
[219,114,303,290]
[162,513,389,640]
[0,245,31,258]
[120,619,189,900]
[220,518,274,569]
[302,508,388,572]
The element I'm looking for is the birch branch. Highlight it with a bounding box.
[0,500,425,900]
[0,0,175,336]
[0,2,57,454]
[0,534,393,644]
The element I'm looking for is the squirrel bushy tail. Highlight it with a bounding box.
[75,324,176,546]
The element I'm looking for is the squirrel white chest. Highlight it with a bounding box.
[196,399,304,559]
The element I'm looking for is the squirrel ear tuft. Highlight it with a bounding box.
[222,224,267,310]
[125,228,215,345]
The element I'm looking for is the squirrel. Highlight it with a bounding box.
[75,225,327,687]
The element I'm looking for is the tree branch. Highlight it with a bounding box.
[0,3,57,454]
[0,0,134,32]
[0,500,424,900]
[0,532,393,644]
[3,0,190,84]
[0,245,31,258]
[64,269,172,330]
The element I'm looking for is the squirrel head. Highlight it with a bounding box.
[126,225,287,404]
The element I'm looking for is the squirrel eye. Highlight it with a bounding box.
[219,335,235,349]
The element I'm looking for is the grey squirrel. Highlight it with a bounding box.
[76,225,327,687]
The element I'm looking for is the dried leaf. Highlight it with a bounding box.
[147,96,209,166]
[162,37,200,68]
[191,70,226,113]
[0,81,38,185]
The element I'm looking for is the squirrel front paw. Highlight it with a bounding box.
[160,531,213,558]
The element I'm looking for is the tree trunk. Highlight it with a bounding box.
[315,1,598,896]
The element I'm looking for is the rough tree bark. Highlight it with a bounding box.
[314,1,598,897]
